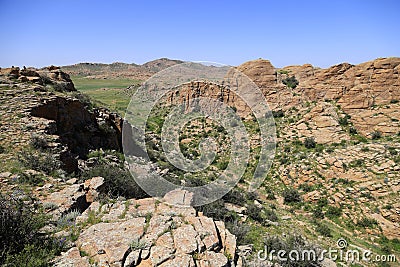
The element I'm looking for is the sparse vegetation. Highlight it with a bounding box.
[282,188,302,204]
[282,75,299,89]
[82,160,148,199]
[371,131,382,140]
[357,217,379,228]
[0,194,63,266]
[30,134,49,150]
[325,205,342,219]
[18,149,61,175]
[315,222,332,237]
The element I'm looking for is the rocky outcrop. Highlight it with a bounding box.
[234,59,277,89]
[242,57,400,138]
[0,67,132,173]
[294,102,349,144]
[54,192,242,267]
[0,65,75,91]
[30,96,122,159]
[163,80,252,118]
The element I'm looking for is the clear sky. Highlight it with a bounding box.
[0,0,399,68]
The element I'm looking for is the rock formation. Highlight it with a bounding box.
[0,66,129,173]
[41,177,242,267]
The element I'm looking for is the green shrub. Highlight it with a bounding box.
[18,150,61,175]
[299,183,314,193]
[361,146,370,152]
[225,220,250,245]
[325,205,342,219]
[338,116,350,126]
[315,223,332,237]
[195,199,239,222]
[17,172,45,185]
[264,208,279,222]
[357,217,378,228]
[30,134,48,150]
[223,188,246,206]
[313,206,325,219]
[82,163,148,199]
[272,110,284,118]
[282,188,302,204]
[304,137,316,149]
[282,76,299,89]
[371,131,382,140]
[349,158,364,168]
[57,210,81,229]
[317,198,328,207]
[246,203,263,222]
[349,126,358,135]
[70,91,94,109]
[0,194,63,266]
[387,147,398,156]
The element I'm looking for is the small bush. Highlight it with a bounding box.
[195,199,238,222]
[82,163,148,199]
[325,205,342,219]
[18,172,45,185]
[30,134,48,150]
[315,223,332,237]
[0,194,63,266]
[57,210,81,229]
[18,150,61,175]
[338,116,349,126]
[223,189,246,206]
[313,206,325,219]
[282,188,302,204]
[282,76,299,89]
[130,239,150,250]
[264,208,279,222]
[299,183,314,193]
[317,198,328,207]
[349,126,358,134]
[371,131,382,140]
[225,220,250,245]
[272,110,284,118]
[357,217,379,228]
[349,158,364,168]
[70,92,94,109]
[43,202,59,211]
[304,137,316,149]
[246,203,263,222]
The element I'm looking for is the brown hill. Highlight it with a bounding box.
[61,58,184,80]
[237,57,400,138]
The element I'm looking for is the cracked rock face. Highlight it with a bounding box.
[54,190,240,267]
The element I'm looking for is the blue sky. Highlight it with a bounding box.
[0,0,399,68]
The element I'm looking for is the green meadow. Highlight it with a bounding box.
[71,76,141,116]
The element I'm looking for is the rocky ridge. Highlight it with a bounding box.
[52,185,241,267]
[61,58,184,80]
[0,66,126,173]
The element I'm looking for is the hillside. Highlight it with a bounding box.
[61,58,184,80]
[0,58,399,267]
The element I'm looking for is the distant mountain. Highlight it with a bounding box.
[141,58,184,72]
[61,58,184,79]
